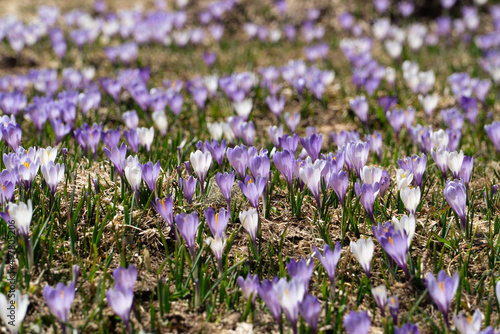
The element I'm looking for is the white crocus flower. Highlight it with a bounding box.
[125,165,142,192]
[137,127,155,152]
[360,166,383,185]
[446,150,464,178]
[190,150,213,185]
[392,214,416,247]
[207,122,224,141]
[400,186,421,215]
[239,208,259,243]
[0,290,29,334]
[37,146,58,165]
[350,237,374,276]
[418,93,439,117]
[8,199,33,238]
[431,129,449,149]
[396,169,413,190]
[232,99,253,120]
[152,111,168,136]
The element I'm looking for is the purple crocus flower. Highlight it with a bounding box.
[206,139,226,166]
[106,283,134,333]
[284,112,300,132]
[371,285,387,316]
[249,150,270,179]
[227,145,249,179]
[350,95,369,125]
[43,281,75,330]
[412,154,427,187]
[287,258,314,294]
[102,128,121,148]
[344,310,371,334]
[345,140,370,179]
[182,176,197,204]
[215,171,235,207]
[378,96,397,113]
[366,131,383,161]
[444,180,467,230]
[389,296,400,325]
[273,149,295,189]
[18,158,40,189]
[174,212,200,257]
[266,95,285,118]
[386,109,405,139]
[378,170,391,197]
[202,51,217,67]
[104,143,127,177]
[426,270,459,328]
[485,122,500,154]
[141,161,161,191]
[205,207,229,238]
[268,126,284,148]
[312,242,341,291]
[459,156,473,186]
[279,133,299,154]
[123,129,140,153]
[299,295,321,334]
[447,129,461,152]
[274,278,306,334]
[460,96,478,125]
[239,121,256,146]
[238,274,259,304]
[151,196,174,230]
[1,123,22,151]
[378,228,410,279]
[328,170,348,207]
[396,323,420,334]
[122,111,139,129]
[238,175,266,208]
[258,279,281,325]
[300,134,322,162]
[355,182,380,223]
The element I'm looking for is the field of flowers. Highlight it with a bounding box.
[0,0,500,333]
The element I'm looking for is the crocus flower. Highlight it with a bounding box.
[206,139,227,166]
[37,146,58,166]
[215,171,235,206]
[299,295,321,334]
[266,95,285,118]
[41,162,65,195]
[392,214,416,247]
[299,158,324,209]
[349,95,369,125]
[17,157,40,189]
[344,310,371,334]
[300,133,322,162]
[182,176,197,204]
[350,237,374,277]
[190,150,212,194]
[205,207,229,238]
[43,281,75,327]
[238,274,259,304]
[122,111,138,129]
[418,93,439,118]
[106,283,134,333]
[274,278,306,334]
[396,323,419,334]
[426,270,459,328]
[0,290,29,334]
[205,235,226,272]
[8,199,33,238]
[279,134,299,154]
[273,149,295,188]
[431,147,448,180]
[386,109,405,139]
[238,175,266,208]
[287,258,314,294]
[2,124,22,151]
[284,112,300,132]
[226,145,249,179]
[123,129,140,153]
[239,208,259,246]
[151,196,173,230]
[400,186,421,215]
[174,212,199,257]
[360,166,383,185]
[124,165,142,195]
[453,309,484,334]
[345,140,370,179]
[366,131,383,161]
[249,150,270,179]
[378,229,410,279]
[258,279,281,325]
[103,138,126,170]
[141,161,161,192]
[459,156,473,186]
[137,127,154,153]
[389,296,399,325]
[355,182,380,223]
[485,122,500,153]
[313,242,341,291]
[379,170,391,197]
[328,170,348,207]
[444,180,467,230]
[396,169,413,190]
[371,285,387,316]
[446,150,464,179]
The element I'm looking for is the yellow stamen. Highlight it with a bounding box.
[1,184,4,192]
[468,315,472,323]
[439,282,445,293]
[402,173,405,178]
[215,213,219,228]
[285,289,289,296]
[23,162,29,169]
[161,199,165,209]
[389,237,393,245]
[60,290,64,299]
[248,179,253,184]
